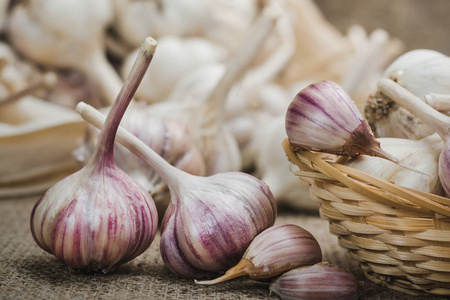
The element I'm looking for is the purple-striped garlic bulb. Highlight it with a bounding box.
[196,224,322,284]
[285,80,401,164]
[30,38,158,272]
[75,103,277,280]
[270,263,359,300]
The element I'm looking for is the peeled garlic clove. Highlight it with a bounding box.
[270,262,359,300]
[285,80,399,163]
[196,224,322,284]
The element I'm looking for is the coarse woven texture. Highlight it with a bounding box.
[0,196,448,300]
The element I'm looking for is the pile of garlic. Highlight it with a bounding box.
[0,0,404,213]
[7,1,447,297]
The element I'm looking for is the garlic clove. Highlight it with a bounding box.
[285,80,401,164]
[196,224,322,284]
[270,262,359,300]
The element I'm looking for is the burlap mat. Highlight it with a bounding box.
[0,196,446,300]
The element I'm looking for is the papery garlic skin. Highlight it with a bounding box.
[285,81,380,157]
[365,49,450,139]
[31,160,158,272]
[346,133,444,195]
[244,224,322,279]
[160,172,277,279]
[270,263,359,300]
[439,140,450,196]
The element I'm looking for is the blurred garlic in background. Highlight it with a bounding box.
[121,35,228,104]
[7,0,121,106]
[365,49,450,139]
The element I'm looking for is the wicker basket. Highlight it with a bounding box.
[282,138,450,296]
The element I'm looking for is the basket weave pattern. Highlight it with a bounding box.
[282,139,450,296]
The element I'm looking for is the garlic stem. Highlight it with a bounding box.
[76,101,186,188]
[206,3,279,111]
[89,37,157,165]
[378,78,450,140]
[81,48,126,106]
[195,259,252,285]
[0,72,57,106]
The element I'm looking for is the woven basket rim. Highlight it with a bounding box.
[282,138,450,218]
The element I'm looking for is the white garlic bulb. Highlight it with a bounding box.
[112,0,258,52]
[365,49,450,139]
[121,35,228,104]
[7,0,122,106]
[346,133,444,195]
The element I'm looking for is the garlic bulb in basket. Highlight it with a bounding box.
[365,49,450,139]
[346,133,444,195]
[31,38,158,272]
[76,102,277,279]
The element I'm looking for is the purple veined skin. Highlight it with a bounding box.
[75,101,277,280]
[30,38,159,273]
[195,224,322,284]
[159,172,277,279]
[30,158,158,271]
[285,80,398,162]
[270,263,359,300]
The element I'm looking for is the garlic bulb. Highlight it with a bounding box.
[121,35,228,104]
[346,133,444,195]
[365,49,450,139]
[196,224,321,284]
[285,81,401,164]
[7,0,123,106]
[30,38,158,272]
[378,78,450,196]
[76,102,277,279]
[270,262,359,300]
